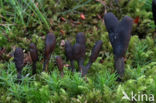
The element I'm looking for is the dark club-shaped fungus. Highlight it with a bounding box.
[72,32,86,72]
[65,40,75,72]
[14,48,24,81]
[65,32,102,76]
[43,33,56,72]
[83,40,103,76]
[56,56,64,77]
[30,43,38,74]
[104,12,133,77]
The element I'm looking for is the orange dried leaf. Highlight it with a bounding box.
[60,30,65,35]
[60,17,66,22]
[134,16,139,24]
[80,13,85,20]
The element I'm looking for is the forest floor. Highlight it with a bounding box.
[0,0,156,103]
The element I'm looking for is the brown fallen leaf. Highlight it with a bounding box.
[60,30,65,35]
[124,57,127,62]
[49,18,53,25]
[0,48,6,56]
[97,14,102,20]
[24,52,32,64]
[63,64,70,67]
[60,17,66,22]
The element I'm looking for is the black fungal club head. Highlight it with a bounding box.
[65,40,73,61]
[73,32,86,61]
[114,16,133,57]
[72,43,85,61]
[89,40,103,63]
[30,43,38,74]
[14,48,24,80]
[104,12,133,77]
[104,12,119,34]
[43,32,56,72]
[45,33,56,59]
[30,43,38,62]
[82,40,103,77]
[65,40,75,72]
[73,33,86,72]
[76,32,86,44]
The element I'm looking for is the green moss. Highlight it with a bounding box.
[0,0,156,102]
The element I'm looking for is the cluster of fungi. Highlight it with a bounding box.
[14,32,103,82]
[13,0,156,82]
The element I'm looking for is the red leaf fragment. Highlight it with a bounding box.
[134,16,139,24]
[80,13,85,20]
[60,30,65,35]
[60,17,66,22]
